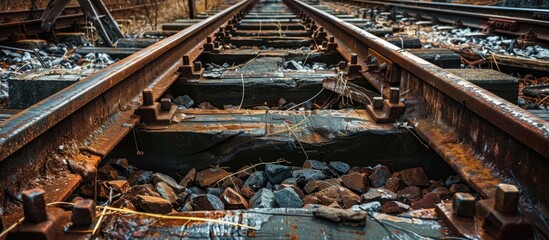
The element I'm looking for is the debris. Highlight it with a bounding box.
[313,205,367,226]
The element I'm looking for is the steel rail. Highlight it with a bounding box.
[331,0,549,41]
[286,0,549,210]
[0,0,256,161]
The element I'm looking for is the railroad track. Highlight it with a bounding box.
[0,0,548,238]
[0,1,164,42]
[327,0,549,41]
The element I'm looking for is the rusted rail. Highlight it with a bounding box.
[0,0,256,224]
[285,0,549,213]
[330,0,549,41]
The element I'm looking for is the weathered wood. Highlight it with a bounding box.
[322,77,378,105]
[491,54,549,73]
[446,69,518,103]
[110,109,449,177]
[386,36,422,49]
[407,48,461,68]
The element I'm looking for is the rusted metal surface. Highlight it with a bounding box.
[286,0,549,215]
[334,0,549,41]
[0,0,256,224]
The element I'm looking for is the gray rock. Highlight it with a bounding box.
[368,165,391,188]
[274,188,303,208]
[244,171,268,191]
[152,173,184,193]
[190,194,225,211]
[127,171,153,186]
[155,182,178,203]
[249,188,277,208]
[303,160,330,171]
[351,201,382,212]
[206,188,223,197]
[265,164,292,184]
[292,169,326,181]
[328,161,351,175]
[361,188,397,203]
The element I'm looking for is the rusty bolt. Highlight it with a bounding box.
[194,61,203,71]
[495,183,519,213]
[351,53,358,65]
[71,199,96,226]
[142,89,154,106]
[207,36,212,43]
[338,61,347,71]
[452,192,476,217]
[22,188,48,223]
[160,98,172,111]
[183,55,190,65]
[389,87,400,104]
[329,36,335,43]
[373,97,384,109]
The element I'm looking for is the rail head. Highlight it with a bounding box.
[0,0,257,161]
[288,0,549,159]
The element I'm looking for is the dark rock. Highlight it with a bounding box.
[187,186,206,195]
[450,183,471,193]
[396,186,422,201]
[303,160,330,171]
[328,161,350,175]
[127,171,153,186]
[280,184,305,199]
[348,166,363,174]
[138,195,173,214]
[173,95,194,108]
[152,173,185,193]
[361,188,397,203]
[445,175,461,187]
[385,177,403,193]
[108,158,129,173]
[281,178,299,185]
[351,201,382,212]
[274,188,303,208]
[292,169,326,181]
[129,184,161,198]
[179,168,196,187]
[190,194,225,210]
[431,187,452,199]
[368,165,391,188]
[249,188,277,208]
[341,172,368,193]
[98,165,119,180]
[400,167,430,187]
[180,202,193,211]
[206,188,223,197]
[239,185,256,199]
[195,168,229,188]
[244,171,268,191]
[236,165,252,179]
[381,201,409,214]
[265,164,292,184]
[107,180,130,194]
[220,187,248,209]
[176,190,192,206]
[411,193,441,210]
[155,182,178,204]
[428,179,445,191]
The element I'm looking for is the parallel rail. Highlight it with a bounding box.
[0,0,547,228]
[331,0,549,41]
[288,0,549,213]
